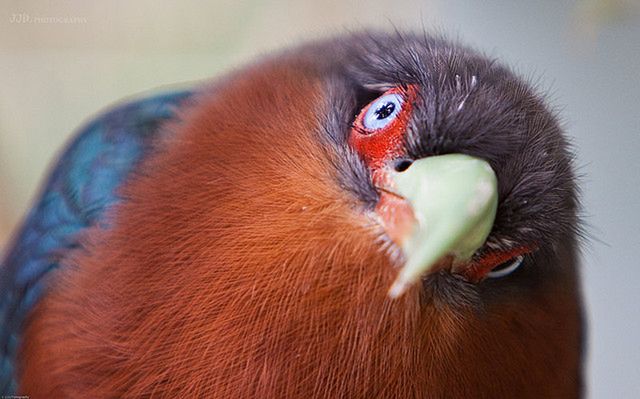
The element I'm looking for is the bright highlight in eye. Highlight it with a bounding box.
[362,93,403,131]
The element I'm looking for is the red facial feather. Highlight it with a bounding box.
[348,85,418,169]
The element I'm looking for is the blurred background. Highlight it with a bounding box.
[1,0,639,396]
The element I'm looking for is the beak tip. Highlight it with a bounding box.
[387,276,412,299]
[386,154,498,298]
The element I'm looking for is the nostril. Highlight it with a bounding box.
[394,159,413,172]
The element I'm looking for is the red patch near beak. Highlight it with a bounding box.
[371,169,416,247]
[350,85,420,248]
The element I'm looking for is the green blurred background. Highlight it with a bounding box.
[1,0,639,397]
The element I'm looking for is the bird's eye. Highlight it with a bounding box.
[462,246,534,282]
[361,94,404,131]
[486,255,524,278]
[349,85,418,169]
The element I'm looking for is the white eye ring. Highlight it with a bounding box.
[362,93,403,130]
[486,255,524,278]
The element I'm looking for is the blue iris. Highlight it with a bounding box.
[362,93,403,130]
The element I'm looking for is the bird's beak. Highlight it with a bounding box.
[375,154,498,299]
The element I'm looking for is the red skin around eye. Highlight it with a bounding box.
[349,85,419,169]
[462,246,537,283]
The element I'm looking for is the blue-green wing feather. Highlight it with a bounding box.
[0,90,193,394]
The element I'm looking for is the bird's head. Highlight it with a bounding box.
[202,32,580,301]
[25,32,583,397]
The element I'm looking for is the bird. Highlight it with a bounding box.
[0,32,584,398]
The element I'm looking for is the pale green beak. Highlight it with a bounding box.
[387,154,498,298]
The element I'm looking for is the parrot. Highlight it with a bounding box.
[0,32,584,398]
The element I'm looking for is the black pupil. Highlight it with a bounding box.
[375,101,395,120]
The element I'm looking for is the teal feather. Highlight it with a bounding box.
[0,90,193,394]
